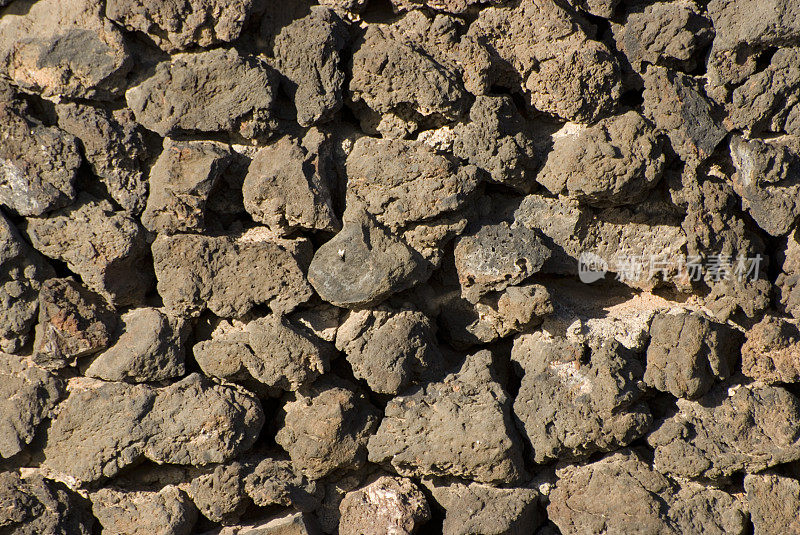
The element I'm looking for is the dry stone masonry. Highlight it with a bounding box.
[1,0,800,533]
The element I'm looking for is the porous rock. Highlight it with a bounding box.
[0,210,54,353]
[24,195,151,306]
[778,230,800,319]
[142,138,234,234]
[453,221,550,303]
[726,47,800,138]
[642,66,727,164]
[389,0,498,15]
[614,2,713,73]
[345,137,480,232]
[463,0,621,123]
[32,277,117,369]
[187,462,248,524]
[0,471,94,534]
[85,307,187,383]
[338,475,430,535]
[275,377,380,480]
[272,7,349,126]
[152,228,313,318]
[243,131,339,235]
[744,472,800,535]
[438,283,553,348]
[368,350,528,484]
[0,93,81,217]
[211,512,320,535]
[91,485,197,535]
[126,48,279,139]
[42,374,263,484]
[243,456,323,513]
[0,0,131,99]
[512,333,651,464]
[0,355,63,459]
[349,23,468,135]
[450,95,539,192]
[730,135,800,237]
[514,193,687,290]
[648,383,800,479]
[335,306,445,395]
[644,310,742,399]
[537,112,666,207]
[548,449,747,535]
[106,0,256,52]
[194,313,331,392]
[741,315,800,383]
[423,478,542,535]
[55,102,151,215]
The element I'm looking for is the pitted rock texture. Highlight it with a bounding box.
[42,374,263,484]
[512,333,651,464]
[368,350,527,484]
[126,48,279,139]
[3,1,800,532]
[338,475,430,535]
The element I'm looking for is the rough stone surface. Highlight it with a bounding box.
[0,93,82,217]
[345,137,480,232]
[32,278,117,369]
[142,138,233,234]
[453,222,550,303]
[0,471,94,534]
[548,449,747,535]
[0,0,131,99]
[0,355,63,459]
[512,333,651,464]
[85,307,187,383]
[106,0,256,52]
[463,0,621,123]
[152,229,313,318]
[423,478,542,535]
[349,23,468,134]
[438,283,553,348]
[243,131,339,235]
[642,66,727,164]
[24,196,151,306]
[338,475,430,535]
[194,313,331,392]
[730,135,800,236]
[91,485,197,535]
[212,512,321,535]
[451,95,539,192]
[644,310,742,399]
[778,231,800,319]
[187,462,248,524]
[272,7,349,126]
[5,1,800,532]
[55,102,151,215]
[276,377,380,480]
[126,48,279,139]
[42,374,263,484]
[648,383,800,479]
[307,206,428,308]
[614,2,713,73]
[0,210,54,353]
[368,350,527,484]
[745,472,800,535]
[335,306,445,395]
[243,456,323,513]
[537,112,666,207]
[741,315,800,383]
